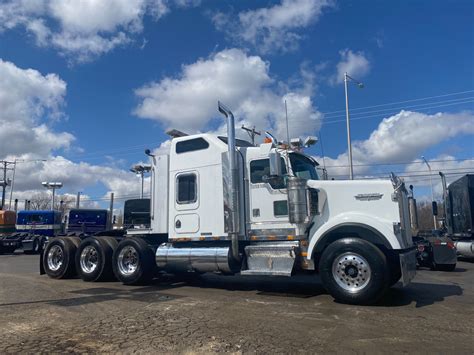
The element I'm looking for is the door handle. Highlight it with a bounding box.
[175,220,181,229]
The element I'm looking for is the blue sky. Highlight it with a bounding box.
[0,0,473,208]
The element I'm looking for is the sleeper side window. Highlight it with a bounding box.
[176,138,209,154]
[177,174,197,204]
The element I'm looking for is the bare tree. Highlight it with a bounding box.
[416,201,445,231]
[28,192,77,211]
[29,192,51,210]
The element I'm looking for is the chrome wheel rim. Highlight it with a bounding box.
[118,246,139,276]
[332,252,371,293]
[47,245,64,271]
[80,245,99,274]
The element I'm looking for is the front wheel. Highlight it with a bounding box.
[112,238,155,285]
[319,238,389,305]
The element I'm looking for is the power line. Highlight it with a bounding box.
[322,89,474,116]
[323,96,474,121]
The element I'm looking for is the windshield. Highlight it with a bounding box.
[289,153,319,180]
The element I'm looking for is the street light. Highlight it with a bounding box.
[344,72,364,180]
[130,164,151,199]
[41,182,63,211]
[421,156,437,229]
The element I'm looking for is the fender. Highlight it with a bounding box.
[306,212,402,261]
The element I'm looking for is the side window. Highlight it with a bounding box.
[176,138,209,154]
[250,158,287,188]
[273,200,288,216]
[177,174,197,204]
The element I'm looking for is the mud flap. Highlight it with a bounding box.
[39,248,45,275]
[400,248,416,286]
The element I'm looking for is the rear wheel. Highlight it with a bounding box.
[76,237,116,282]
[113,237,155,285]
[43,237,78,279]
[319,238,389,305]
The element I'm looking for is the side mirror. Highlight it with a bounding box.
[269,151,283,176]
[432,201,438,216]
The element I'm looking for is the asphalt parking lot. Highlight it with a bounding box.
[0,252,473,353]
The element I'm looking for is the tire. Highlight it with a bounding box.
[24,237,40,255]
[113,237,155,285]
[43,237,78,279]
[75,237,116,282]
[319,238,389,305]
[388,259,402,287]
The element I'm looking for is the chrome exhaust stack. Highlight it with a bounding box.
[218,101,240,262]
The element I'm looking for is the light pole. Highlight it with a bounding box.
[421,156,437,229]
[41,182,63,210]
[130,165,151,199]
[344,72,364,180]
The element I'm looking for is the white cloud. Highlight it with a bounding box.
[0,0,195,63]
[0,59,146,205]
[330,49,370,85]
[317,110,474,178]
[213,0,334,54]
[403,155,474,197]
[0,59,74,157]
[134,48,322,140]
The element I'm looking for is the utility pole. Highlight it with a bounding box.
[76,192,81,209]
[108,192,114,229]
[241,125,261,146]
[0,160,14,210]
[343,72,364,180]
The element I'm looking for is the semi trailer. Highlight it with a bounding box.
[41,102,416,305]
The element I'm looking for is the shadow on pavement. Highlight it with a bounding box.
[0,286,180,308]
[377,282,463,308]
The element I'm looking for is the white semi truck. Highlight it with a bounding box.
[41,102,416,305]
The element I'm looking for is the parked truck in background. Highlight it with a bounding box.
[440,173,474,258]
[41,102,417,305]
[0,211,17,253]
[408,185,457,271]
[0,210,62,254]
[66,208,109,236]
[123,199,150,229]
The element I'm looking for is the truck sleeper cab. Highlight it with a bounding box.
[67,209,109,236]
[42,103,416,306]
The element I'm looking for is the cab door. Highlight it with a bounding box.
[248,158,290,229]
